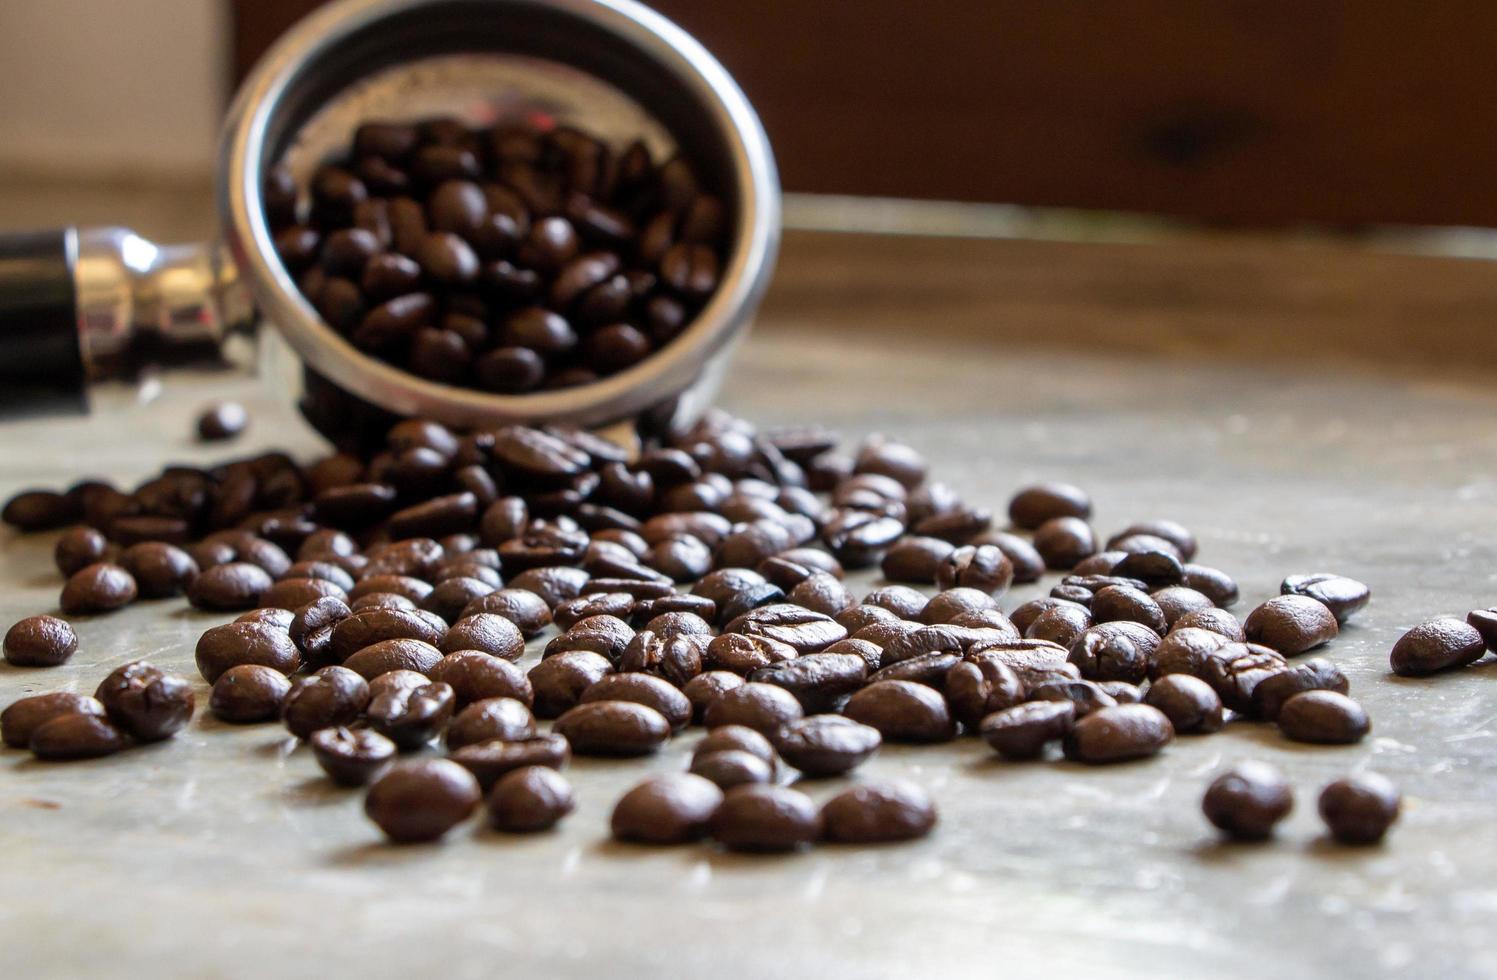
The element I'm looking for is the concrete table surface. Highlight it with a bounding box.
[3,229,1497,979]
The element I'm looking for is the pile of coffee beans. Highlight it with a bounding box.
[2,411,1403,850]
[1201,761,1400,844]
[2,659,193,760]
[265,117,727,393]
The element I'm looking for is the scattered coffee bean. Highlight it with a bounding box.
[1033,516,1097,570]
[95,661,194,741]
[2,692,105,748]
[1277,690,1370,744]
[1243,595,1338,655]
[689,749,775,789]
[445,696,535,749]
[30,712,128,761]
[210,664,293,723]
[60,562,138,614]
[1009,482,1091,529]
[1318,773,1401,845]
[710,784,821,852]
[3,615,78,667]
[554,700,671,756]
[1144,674,1224,734]
[487,766,575,832]
[54,526,110,577]
[1063,703,1174,764]
[364,758,481,843]
[821,780,937,843]
[843,680,954,742]
[612,773,724,844]
[311,726,397,786]
[1249,658,1349,720]
[283,666,371,738]
[1280,573,1370,625]
[188,562,271,611]
[1202,761,1293,840]
[447,733,570,791]
[773,714,882,776]
[979,700,1075,760]
[1391,618,1487,675]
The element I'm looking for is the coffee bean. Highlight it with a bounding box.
[1278,690,1369,744]
[428,651,532,707]
[1468,607,1497,653]
[1183,564,1239,607]
[1319,773,1400,845]
[1171,608,1244,640]
[553,700,671,755]
[528,650,613,718]
[365,758,481,843]
[682,670,744,722]
[210,664,292,723]
[1033,517,1097,571]
[283,666,371,738]
[1008,482,1091,529]
[1202,761,1293,841]
[1150,586,1214,629]
[1143,674,1223,734]
[197,401,248,441]
[1067,622,1161,683]
[60,562,138,614]
[30,712,128,761]
[1390,618,1486,675]
[440,613,524,660]
[1025,602,1093,648]
[1089,584,1170,635]
[1152,627,1230,679]
[843,680,954,742]
[3,615,78,667]
[368,680,456,750]
[54,526,109,576]
[487,766,575,833]
[710,784,820,852]
[194,621,300,683]
[1200,642,1288,712]
[773,714,881,776]
[311,727,396,786]
[821,780,937,844]
[690,750,775,789]
[749,652,868,713]
[919,588,999,625]
[1062,703,1174,764]
[3,489,77,531]
[462,588,552,638]
[880,536,955,583]
[446,697,535,749]
[1280,573,1370,624]
[188,562,271,611]
[580,673,692,730]
[95,661,194,741]
[1111,550,1184,588]
[611,773,724,844]
[1243,595,1338,655]
[2,692,104,748]
[935,544,1013,597]
[448,733,570,791]
[117,542,200,598]
[1108,520,1197,560]
[331,607,445,663]
[979,700,1075,760]
[1249,658,1349,720]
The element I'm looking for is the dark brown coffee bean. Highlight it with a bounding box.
[1243,595,1338,655]
[54,526,109,576]
[727,603,847,653]
[368,680,456,750]
[1067,622,1161,683]
[331,608,445,663]
[429,651,532,707]
[553,700,671,755]
[773,714,881,776]
[449,733,571,791]
[1183,564,1239,607]
[1152,627,1230,679]
[1278,690,1369,744]
[258,576,347,611]
[209,664,292,723]
[1032,517,1098,571]
[310,727,396,787]
[114,542,198,599]
[1062,703,1174,764]
[439,613,524,661]
[1390,618,1486,675]
[1090,585,1168,635]
[1143,674,1223,734]
[787,573,855,617]
[3,488,77,530]
[1009,482,1091,529]
[1319,773,1400,845]
[944,658,1025,728]
[710,784,820,852]
[29,713,128,761]
[581,673,693,731]
[59,562,137,614]
[280,666,369,739]
[2,692,104,748]
[979,700,1075,760]
[1024,602,1093,648]
[1280,573,1371,624]
[365,758,481,843]
[611,774,724,844]
[821,510,904,569]
[1250,658,1349,720]
[187,562,270,611]
[94,661,193,742]
[487,766,575,833]
[702,681,805,734]
[750,653,868,713]
[690,749,775,789]
[1468,607,1497,653]
[343,639,445,680]
[821,780,937,843]
[315,482,399,528]
[705,632,796,675]
[3,615,77,667]
[445,696,534,749]
[194,621,300,683]
[1110,549,1185,588]
[462,588,552,638]
[843,680,954,742]
[554,592,635,631]
[528,650,613,719]
[683,670,744,722]
[1200,642,1288,712]
[1202,761,1293,841]
[1150,586,1215,628]
[919,588,999,625]
[935,544,1013,597]
[880,536,954,583]
[1171,608,1244,640]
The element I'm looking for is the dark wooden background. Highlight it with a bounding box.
[233,1,1497,227]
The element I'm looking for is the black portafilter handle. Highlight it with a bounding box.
[0,230,88,415]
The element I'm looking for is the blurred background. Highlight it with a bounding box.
[5,0,1497,235]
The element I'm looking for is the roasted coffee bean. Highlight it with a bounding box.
[1468,607,1497,653]
[187,562,271,611]
[440,613,524,661]
[1202,761,1293,841]
[1010,598,1075,635]
[611,773,724,844]
[919,588,999,626]
[1150,586,1214,628]
[2,692,105,748]
[1107,520,1196,560]
[1062,703,1174,764]
[544,614,635,661]
[821,510,904,569]
[258,576,346,611]
[1200,643,1288,712]
[209,664,292,723]
[59,562,137,614]
[30,713,128,761]
[1390,618,1486,675]
[1111,549,1185,588]
[365,758,481,843]
[1027,677,1117,717]
[821,780,937,844]
[331,607,445,662]
[750,653,868,713]
[1025,602,1093,648]
[726,603,846,653]
[1243,595,1338,655]
[449,733,571,791]
[554,700,671,755]
[194,621,300,683]
[1250,658,1349,720]
[282,666,370,738]
[54,526,110,576]
[3,488,77,531]
[1319,773,1400,845]
[863,585,928,620]
[979,700,1075,760]
[1277,690,1369,744]
[702,682,805,734]
[1143,674,1223,734]
[487,766,575,833]
[1281,573,1370,624]
[1183,564,1239,607]
[462,588,552,638]
[935,544,1013,597]
[368,680,456,750]
[682,670,744,722]
[288,596,352,664]
[580,673,693,730]
[429,651,532,707]
[880,535,955,583]
[1089,585,1168,635]
[528,650,613,718]
[343,638,445,680]
[690,750,775,789]
[1032,517,1097,571]
[710,784,821,852]
[95,661,194,741]
[445,696,534,749]
[1008,482,1091,529]
[944,658,1025,728]
[3,615,78,667]
[1152,627,1230,679]
[843,680,954,742]
[787,573,855,616]
[112,542,197,599]
[1068,622,1161,683]
[705,632,796,675]
[773,714,881,776]
[311,727,396,786]
[1172,607,1244,640]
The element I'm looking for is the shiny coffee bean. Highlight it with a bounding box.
[365,758,481,843]
[821,780,937,843]
[1390,618,1486,675]
[710,784,820,852]
[210,664,293,723]
[1319,773,1400,845]
[1062,703,1174,764]
[1143,674,1223,734]
[1202,761,1294,841]
[95,661,194,741]
[1242,595,1338,655]
[2,692,105,748]
[1277,690,1369,744]
[3,615,78,667]
[611,773,724,844]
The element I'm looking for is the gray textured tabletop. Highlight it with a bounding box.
[3,229,1497,979]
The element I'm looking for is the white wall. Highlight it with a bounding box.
[0,0,227,179]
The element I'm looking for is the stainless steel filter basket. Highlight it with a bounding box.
[0,0,780,435]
